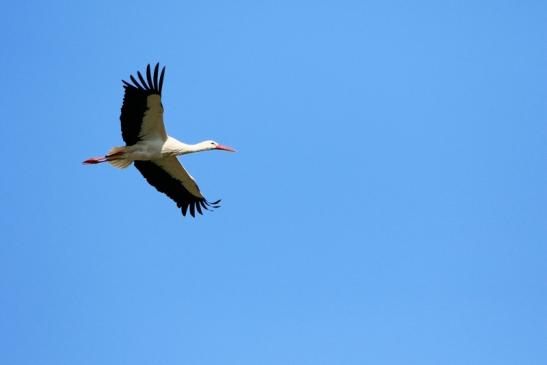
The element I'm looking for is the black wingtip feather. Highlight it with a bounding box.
[129,75,144,90]
[137,71,149,90]
[200,200,210,211]
[207,199,222,208]
[146,64,153,90]
[158,67,165,94]
[204,199,222,209]
[190,203,196,217]
[153,63,159,90]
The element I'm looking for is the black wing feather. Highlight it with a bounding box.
[146,64,153,90]
[120,63,164,145]
[134,160,220,218]
[200,200,210,211]
[158,66,165,94]
[153,64,159,90]
[137,71,148,90]
[130,75,144,90]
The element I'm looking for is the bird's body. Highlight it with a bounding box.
[118,136,187,161]
[84,63,235,217]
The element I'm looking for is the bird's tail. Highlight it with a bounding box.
[83,146,132,168]
[106,146,132,169]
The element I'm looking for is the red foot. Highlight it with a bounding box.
[83,156,107,164]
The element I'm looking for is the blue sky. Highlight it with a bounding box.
[1,0,546,364]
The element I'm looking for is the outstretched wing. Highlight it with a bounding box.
[134,157,221,217]
[120,63,167,145]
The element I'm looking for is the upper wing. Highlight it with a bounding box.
[120,63,167,145]
[134,157,221,217]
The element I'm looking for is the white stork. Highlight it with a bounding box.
[83,63,236,217]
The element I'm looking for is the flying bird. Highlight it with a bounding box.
[83,63,236,217]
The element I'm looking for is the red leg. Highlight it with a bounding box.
[83,156,107,164]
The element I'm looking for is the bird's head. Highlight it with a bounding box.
[202,140,237,152]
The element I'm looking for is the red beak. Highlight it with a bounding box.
[215,144,236,152]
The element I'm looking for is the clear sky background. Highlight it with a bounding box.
[1,0,546,364]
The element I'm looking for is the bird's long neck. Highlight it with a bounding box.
[184,142,210,154]
[167,138,209,155]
